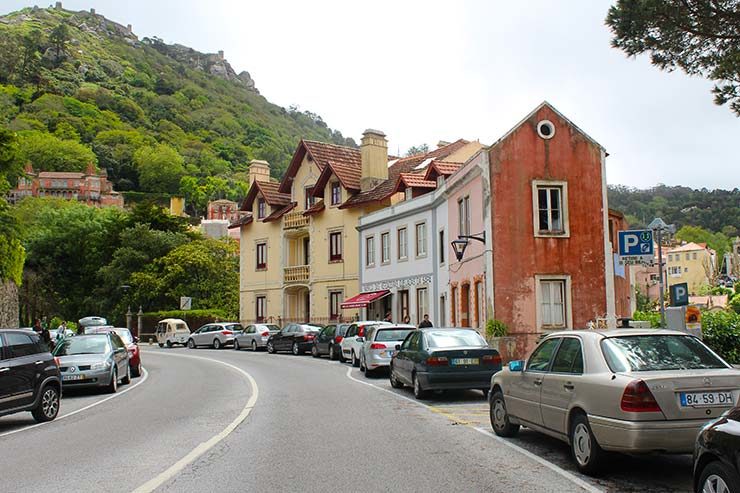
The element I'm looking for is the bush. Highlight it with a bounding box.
[486,319,508,338]
[632,310,661,328]
[701,310,740,364]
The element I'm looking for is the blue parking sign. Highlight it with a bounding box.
[618,230,654,257]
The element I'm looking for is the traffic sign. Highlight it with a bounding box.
[669,283,689,307]
[618,229,654,264]
[180,296,192,310]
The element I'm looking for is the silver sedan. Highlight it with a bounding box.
[489,329,740,475]
[234,324,281,351]
[53,333,130,393]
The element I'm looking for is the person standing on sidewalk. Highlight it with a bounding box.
[418,314,433,328]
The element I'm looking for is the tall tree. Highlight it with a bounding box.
[606,0,740,116]
[48,22,70,65]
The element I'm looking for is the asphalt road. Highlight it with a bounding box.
[0,346,695,493]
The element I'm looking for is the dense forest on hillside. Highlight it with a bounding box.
[0,6,355,215]
[608,184,740,238]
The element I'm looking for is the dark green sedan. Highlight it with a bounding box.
[389,328,502,399]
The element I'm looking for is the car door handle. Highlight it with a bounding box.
[563,383,575,390]
[533,379,543,386]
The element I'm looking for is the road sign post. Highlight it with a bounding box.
[180,296,192,311]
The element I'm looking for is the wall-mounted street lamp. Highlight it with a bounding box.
[451,231,486,262]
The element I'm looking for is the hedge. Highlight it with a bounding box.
[702,310,740,365]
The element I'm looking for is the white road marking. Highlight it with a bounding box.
[0,367,149,439]
[131,352,259,493]
[345,366,604,493]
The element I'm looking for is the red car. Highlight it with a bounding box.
[86,327,142,377]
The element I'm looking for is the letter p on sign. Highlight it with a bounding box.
[670,283,689,307]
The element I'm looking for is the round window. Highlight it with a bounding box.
[537,120,555,139]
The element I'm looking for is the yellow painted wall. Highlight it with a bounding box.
[665,247,713,294]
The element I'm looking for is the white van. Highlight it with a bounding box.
[155,318,191,347]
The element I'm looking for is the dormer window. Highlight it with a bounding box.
[257,198,266,219]
[331,182,341,206]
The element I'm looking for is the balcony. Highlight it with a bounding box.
[284,265,310,284]
[284,211,309,230]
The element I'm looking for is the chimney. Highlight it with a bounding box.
[360,129,388,192]
[55,2,62,9]
[218,50,224,60]
[248,159,270,184]
[437,140,450,148]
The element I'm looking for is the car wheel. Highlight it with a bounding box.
[329,344,336,360]
[251,340,258,352]
[106,367,118,394]
[187,339,195,349]
[311,345,320,358]
[166,340,172,348]
[234,339,240,351]
[213,338,221,350]
[412,373,426,399]
[131,362,142,378]
[351,351,360,368]
[390,366,404,389]
[699,461,740,493]
[570,413,606,475]
[267,341,275,354]
[338,350,346,363]
[121,364,131,385]
[32,384,60,423]
[292,342,301,356]
[490,390,519,437]
[158,342,164,348]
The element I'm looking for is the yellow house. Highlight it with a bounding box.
[234,131,482,325]
[664,242,716,294]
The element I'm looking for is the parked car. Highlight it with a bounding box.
[187,322,242,349]
[234,324,281,351]
[340,321,391,366]
[155,318,190,348]
[694,406,740,493]
[311,323,351,360]
[489,329,740,476]
[267,323,323,355]
[0,329,62,423]
[86,327,142,378]
[390,328,501,400]
[360,324,415,376]
[53,333,130,393]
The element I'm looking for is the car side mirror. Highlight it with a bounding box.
[508,360,525,372]
[395,344,401,351]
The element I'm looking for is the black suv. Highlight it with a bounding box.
[0,329,62,423]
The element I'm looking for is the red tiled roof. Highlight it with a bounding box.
[399,173,436,189]
[228,213,253,229]
[423,160,463,181]
[38,172,85,179]
[312,160,362,197]
[263,202,296,222]
[240,180,291,211]
[279,140,360,194]
[303,199,325,216]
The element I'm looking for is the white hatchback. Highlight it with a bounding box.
[360,324,416,376]
[340,321,391,367]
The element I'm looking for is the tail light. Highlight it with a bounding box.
[334,336,344,343]
[304,333,316,341]
[621,380,662,413]
[426,356,449,366]
[261,331,269,337]
[370,343,387,350]
[221,330,233,335]
[358,327,366,337]
[483,354,502,366]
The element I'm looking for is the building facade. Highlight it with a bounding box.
[665,242,716,294]
[8,162,123,207]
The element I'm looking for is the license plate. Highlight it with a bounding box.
[451,358,479,366]
[63,374,85,381]
[680,391,734,407]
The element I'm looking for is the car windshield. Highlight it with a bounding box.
[175,323,188,331]
[113,330,133,344]
[601,335,728,372]
[375,328,415,342]
[54,336,110,356]
[426,330,487,348]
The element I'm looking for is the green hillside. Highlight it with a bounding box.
[0,5,355,214]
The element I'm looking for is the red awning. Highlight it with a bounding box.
[340,290,391,309]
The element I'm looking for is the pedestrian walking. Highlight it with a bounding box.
[402,314,411,324]
[40,324,52,351]
[418,314,433,328]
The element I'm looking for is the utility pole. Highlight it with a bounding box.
[648,218,675,329]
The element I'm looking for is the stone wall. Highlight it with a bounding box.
[0,280,19,328]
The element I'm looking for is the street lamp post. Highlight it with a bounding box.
[647,218,675,329]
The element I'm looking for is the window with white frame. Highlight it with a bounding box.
[668,254,673,262]
[256,295,266,322]
[381,232,390,264]
[416,222,427,257]
[458,196,470,236]
[668,266,682,276]
[331,182,341,206]
[257,198,266,219]
[416,287,428,324]
[329,231,342,262]
[305,186,316,210]
[398,227,408,260]
[686,253,690,261]
[329,290,342,320]
[532,181,569,236]
[256,242,267,269]
[540,280,566,328]
[365,236,375,267]
[692,252,697,260]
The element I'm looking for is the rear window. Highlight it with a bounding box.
[264,325,280,332]
[302,325,323,332]
[601,335,728,372]
[337,325,350,336]
[225,324,242,332]
[375,328,415,342]
[54,336,111,356]
[175,323,188,331]
[426,330,487,349]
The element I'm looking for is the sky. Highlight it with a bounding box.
[3,0,739,189]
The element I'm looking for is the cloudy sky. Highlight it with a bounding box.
[4,0,739,189]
